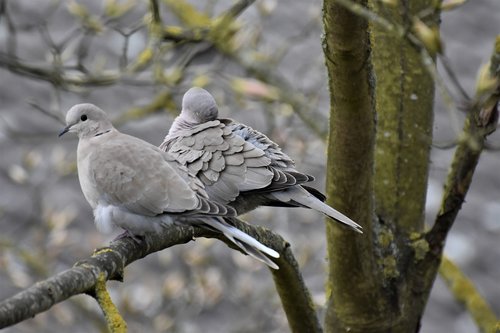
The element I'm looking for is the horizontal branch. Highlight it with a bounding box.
[0,218,321,333]
[0,52,122,88]
[0,224,196,328]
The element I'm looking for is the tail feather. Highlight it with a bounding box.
[230,238,279,269]
[202,217,280,269]
[271,187,363,233]
[301,185,326,202]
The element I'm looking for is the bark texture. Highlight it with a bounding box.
[322,1,499,331]
[322,0,384,331]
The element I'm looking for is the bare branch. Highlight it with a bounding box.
[0,218,321,333]
[224,218,323,333]
[428,36,500,248]
[439,255,499,332]
[401,39,500,329]
[0,224,195,328]
[92,273,127,333]
[149,0,161,25]
[27,100,65,125]
[0,0,18,56]
[218,0,256,21]
[227,54,329,140]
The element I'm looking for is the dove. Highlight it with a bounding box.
[59,103,279,269]
[160,87,362,233]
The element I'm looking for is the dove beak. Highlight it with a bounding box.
[58,125,71,137]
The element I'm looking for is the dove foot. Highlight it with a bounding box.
[113,230,144,244]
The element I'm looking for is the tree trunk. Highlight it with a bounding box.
[323,0,438,331]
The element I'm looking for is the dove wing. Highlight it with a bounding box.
[162,120,276,204]
[223,119,296,169]
[222,119,315,190]
[87,132,200,216]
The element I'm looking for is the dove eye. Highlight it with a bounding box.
[80,115,88,121]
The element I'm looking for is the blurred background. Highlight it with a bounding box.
[0,0,499,332]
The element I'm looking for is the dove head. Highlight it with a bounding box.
[181,87,218,123]
[59,103,114,139]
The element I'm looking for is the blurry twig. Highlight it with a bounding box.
[432,140,459,150]
[0,52,122,88]
[161,0,255,47]
[439,255,500,333]
[113,22,145,69]
[228,55,329,140]
[91,273,127,333]
[158,0,331,139]
[219,0,255,20]
[115,89,178,125]
[0,0,17,56]
[1,0,327,141]
[440,55,470,101]
[27,100,65,125]
[149,0,161,24]
[484,139,500,151]
[441,0,470,11]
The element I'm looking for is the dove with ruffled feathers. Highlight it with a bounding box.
[160,87,362,233]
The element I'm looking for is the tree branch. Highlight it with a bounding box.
[92,273,127,333]
[403,35,500,332]
[0,224,195,328]
[439,255,500,333]
[0,218,320,333]
[428,36,500,249]
[224,218,323,333]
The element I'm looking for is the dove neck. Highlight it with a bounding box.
[76,118,114,139]
[168,116,198,136]
[94,129,111,137]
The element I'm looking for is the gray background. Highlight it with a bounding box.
[0,0,499,332]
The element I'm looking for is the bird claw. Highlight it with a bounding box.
[113,230,144,244]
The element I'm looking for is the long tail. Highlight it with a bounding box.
[271,186,363,233]
[202,217,280,269]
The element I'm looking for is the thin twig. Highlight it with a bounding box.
[439,55,470,101]
[218,0,256,21]
[1,0,18,56]
[439,255,500,333]
[92,273,127,333]
[149,0,161,24]
[27,100,65,124]
[428,36,500,249]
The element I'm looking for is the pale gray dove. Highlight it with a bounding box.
[59,103,279,269]
[160,87,362,233]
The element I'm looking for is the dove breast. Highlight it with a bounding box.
[78,130,201,218]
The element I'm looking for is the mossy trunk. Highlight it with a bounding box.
[371,0,435,234]
[323,0,386,331]
[323,0,438,331]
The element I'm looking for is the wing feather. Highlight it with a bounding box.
[90,132,199,215]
